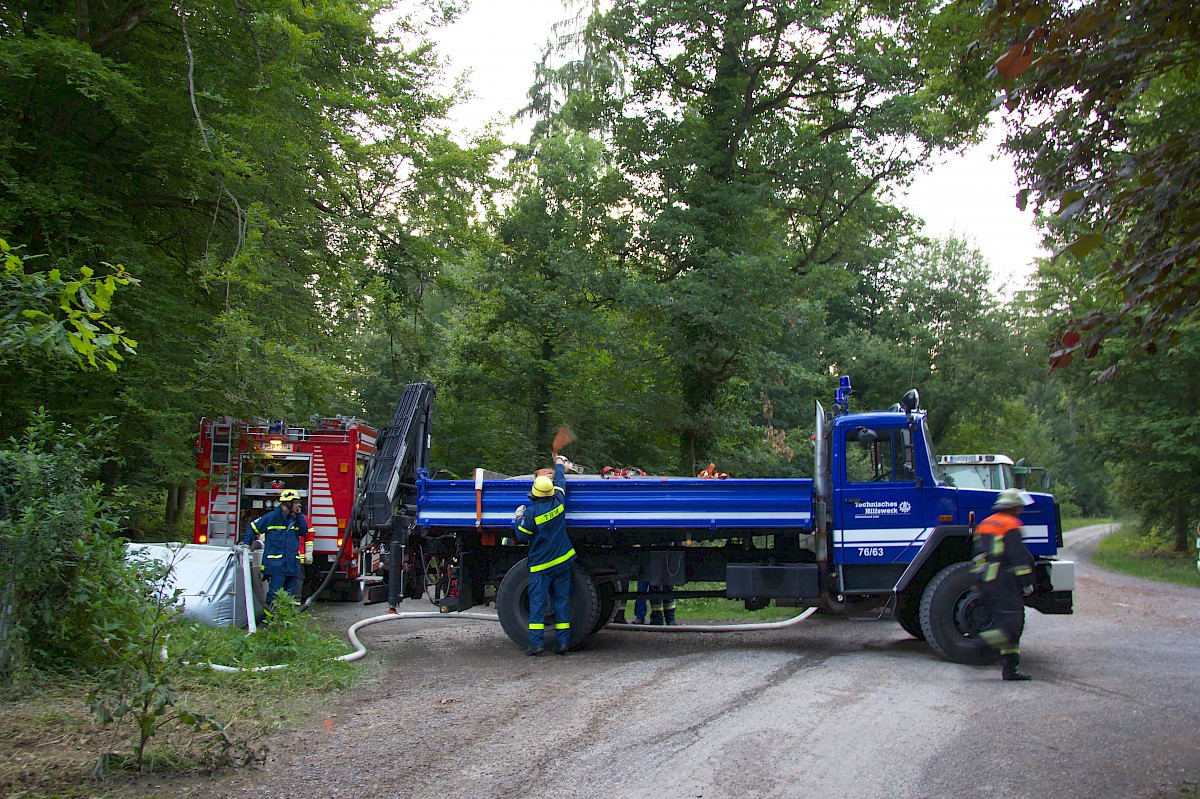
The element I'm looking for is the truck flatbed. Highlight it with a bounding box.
[415,473,814,543]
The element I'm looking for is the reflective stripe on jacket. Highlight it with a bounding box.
[513,463,575,572]
[243,507,315,577]
[971,511,1034,592]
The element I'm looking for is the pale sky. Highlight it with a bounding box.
[430,0,1048,289]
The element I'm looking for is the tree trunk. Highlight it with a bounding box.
[165,484,188,525]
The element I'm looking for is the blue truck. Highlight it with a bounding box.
[350,381,1075,665]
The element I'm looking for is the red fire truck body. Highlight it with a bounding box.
[194,416,377,597]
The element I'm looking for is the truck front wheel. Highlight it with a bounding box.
[919,562,1015,666]
[496,558,600,652]
[894,591,925,640]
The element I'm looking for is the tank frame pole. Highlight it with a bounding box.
[388,539,403,610]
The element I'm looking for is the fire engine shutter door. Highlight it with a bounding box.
[125,543,264,627]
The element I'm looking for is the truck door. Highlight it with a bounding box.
[832,424,925,592]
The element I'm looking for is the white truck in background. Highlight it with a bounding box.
[938,454,1049,492]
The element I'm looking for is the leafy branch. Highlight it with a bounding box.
[0,238,138,371]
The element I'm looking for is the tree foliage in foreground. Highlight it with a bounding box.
[0,238,137,371]
[979,0,1200,374]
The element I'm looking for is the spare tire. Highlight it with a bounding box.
[496,558,600,652]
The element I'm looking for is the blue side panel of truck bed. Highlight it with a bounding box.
[415,472,814,533]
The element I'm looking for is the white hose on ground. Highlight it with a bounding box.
[605,606,818,633]
[203,611,501,673]
[199,606,820,673]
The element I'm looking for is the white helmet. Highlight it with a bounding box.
[992,488,1033,511]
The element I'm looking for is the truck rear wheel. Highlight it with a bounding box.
[919,562,1012,666]
[496,558,600,652]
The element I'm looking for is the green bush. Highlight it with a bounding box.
[1094,525,1200,589]
[0,410,144,679]
[173,596,356,682]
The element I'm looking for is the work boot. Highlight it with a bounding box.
[649,610,665,626]
[612,609,627,624]
[663,607,676,626]
[1001,653,1031,681]
[525,645,545,657]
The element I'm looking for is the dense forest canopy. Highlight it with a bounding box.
[1,0,1196,548]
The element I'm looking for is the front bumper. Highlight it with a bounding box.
[1026,559,1074,615]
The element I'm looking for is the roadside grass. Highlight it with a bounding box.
[1093,524,1200,590]
[616,581,802,623]
[1063,516,1116,532]
[0,604,358,798]
[1167,781,1200,799]
[675,588,805,623]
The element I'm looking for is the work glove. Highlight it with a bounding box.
[1021,583,1035,597]
[514,504,526,524]
[302,541,314,565]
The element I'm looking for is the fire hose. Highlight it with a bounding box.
[200,605,819,673]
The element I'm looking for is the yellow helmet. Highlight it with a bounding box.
[279,489,302,503]
[531,475,555,498]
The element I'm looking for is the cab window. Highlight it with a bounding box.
[845,427,916,483]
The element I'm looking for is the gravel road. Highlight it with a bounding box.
[178,525,1200,799]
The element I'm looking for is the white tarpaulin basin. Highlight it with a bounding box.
[126,543,265,627]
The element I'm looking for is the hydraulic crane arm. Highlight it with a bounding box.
[350,381,435,539]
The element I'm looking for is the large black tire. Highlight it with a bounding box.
[894,591,925,640]
[496,558,600,652]
[593,598,616,636]
[919,562,1022,665]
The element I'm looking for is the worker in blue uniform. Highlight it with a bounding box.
[242,488,315,608]
[513,456,576,655]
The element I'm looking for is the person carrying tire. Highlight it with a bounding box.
[972,487,1036,681]
[513,456,575,656]
[242,488,315,608]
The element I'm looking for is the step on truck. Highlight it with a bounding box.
[350,379,1075,665]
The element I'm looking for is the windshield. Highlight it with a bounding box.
[921,417,938,483]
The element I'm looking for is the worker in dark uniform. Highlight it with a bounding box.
[648,584,677,625]
[242,488,315,608]
[972,487,1036,680]
[513,455,575,656]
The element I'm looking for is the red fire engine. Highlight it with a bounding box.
[194,415,377,600]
